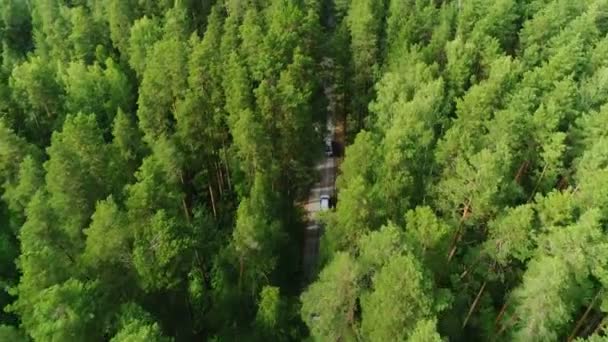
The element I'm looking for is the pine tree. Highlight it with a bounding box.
[300,252,359,341]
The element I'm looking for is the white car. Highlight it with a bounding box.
[320,195,330,210]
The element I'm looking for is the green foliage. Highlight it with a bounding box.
[300,252,359,341]
[26,279,101,342]
[9,55,64,142]
[132,209,191,291]
[62,59,133,133]
[347,0,384,125]
[106,0,136,58]
[254,285,299,341]
[30,0,71,62]
[136,36,188,143]
[110,303,171,342]
[306,0,608,341]
[324,175,372,254]
[0,119,34,186]
[256,286,281,331]
[357,223,404,276]
[2,155,44,227]
[404,207,451,273]
[375,74,444,217]
[0,0,33,63]
[111,322,171,342]
[82,197,130,269]
[0,325,28,342]
[128,16,163,77]
[484,204,535,266]
[111,108,143,180]
[408,319,443,342]
[231,173,284,296]
[11,190,74,332]
[67,5,108,64]
[4,0,608,341]
[360,254,435,341]
[45,113,113,242]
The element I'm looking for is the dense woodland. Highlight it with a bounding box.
[2,0,608,341]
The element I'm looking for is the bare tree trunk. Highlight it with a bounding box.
[514,160,529,184]
[580,313,603,337]
[182,197,191,224]
[215,162,224,197]
[447,200,471,262]
[591,316,607,335]
[557,175,569,190]
[180,171,191,223]
[43,102,52,118]
[495,300,510,328]
[463,281,487,328]
[222,142,232,191]
[568,290,602,341]
[498,314,518,336]
[209,184,217,219]
[195,250,204,272]
[216,162,224,196]
[225,161,232,191]
[528,164,548,201]
[459,258,480,280]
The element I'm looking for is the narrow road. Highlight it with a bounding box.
[301,122,336,282]
[301,0,343,283]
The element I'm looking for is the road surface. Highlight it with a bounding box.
[301,123,336,282]
[301,3,343,281]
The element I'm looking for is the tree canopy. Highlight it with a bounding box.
[2,0,608,341]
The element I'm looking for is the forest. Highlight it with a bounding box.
[2,0,608,341]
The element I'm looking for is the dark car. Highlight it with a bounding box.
[325,140,333,157]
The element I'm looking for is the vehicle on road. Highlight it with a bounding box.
[320,195,330,210]
[324,139,333,157]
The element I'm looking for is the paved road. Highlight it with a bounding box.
[301,9,340,281]
[303,158,336,216]
[302,130,336,281]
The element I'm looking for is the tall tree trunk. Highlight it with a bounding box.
[497,314,518,336]
[182,197,192,224]
[180,171,191,223]
[557,176,568,190]
[209,184,217,219]
[495,300,510,329]
[225,160,232,191]
[592,316,607,335]
[514,160,529,184]
[222,141,232,191]
[528,163,548,201]
[216,162,224,196]
[43,102,52,118]
[463,281,487,328]
[568,290,602,341]
[448,200,471,262]
[580,313,603,337]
